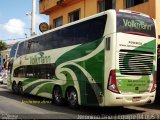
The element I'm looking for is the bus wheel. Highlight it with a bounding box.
[67,88,78,109]
[53,86,64,105]
[12,82,17,93]
[18,82,23,95]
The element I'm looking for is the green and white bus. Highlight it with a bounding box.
[7,9,157,108]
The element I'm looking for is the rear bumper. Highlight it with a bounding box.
[104,90,155,106]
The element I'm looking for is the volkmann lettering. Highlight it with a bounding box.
[30,55,51,65]
[123,19,152,31]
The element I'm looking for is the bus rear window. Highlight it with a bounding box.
[117,12,156,37]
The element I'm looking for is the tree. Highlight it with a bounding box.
[0,41,7,51]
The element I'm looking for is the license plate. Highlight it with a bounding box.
[132,97,141,102]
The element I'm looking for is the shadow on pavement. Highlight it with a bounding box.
[138,102,160,110]
[0,85,145,117]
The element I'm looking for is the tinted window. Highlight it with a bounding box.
[27,39,40,54]
[88,16,107,41]
[19,15,107,55]
[13,64,55,79]
[17,42,25,57]
[13,66,26,78]
[10,43,18,58]
[117,12,156,37]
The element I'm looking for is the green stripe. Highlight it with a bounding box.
[36,83,54,95]
[23,78,39,86]
[24,81,51,93]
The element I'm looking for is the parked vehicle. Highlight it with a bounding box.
[0,70,8,84]
[0,74,3,84]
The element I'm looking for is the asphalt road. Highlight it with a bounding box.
[0,84,160,119]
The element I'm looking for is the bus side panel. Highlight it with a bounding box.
[55,37,105,106]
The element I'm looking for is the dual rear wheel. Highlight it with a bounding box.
[67,88,78,108]
[53,86,64,106]
[18,82,23,95]
[12,82,17,93]
[53,86,78,108]
[12,82,23,95]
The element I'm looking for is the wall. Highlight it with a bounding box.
[39,0,57,14]
[155,0,160,44]
[116,0,124,9]
[126,0,155,18]
[49,0,85,28]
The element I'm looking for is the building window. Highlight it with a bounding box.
[54,16,63,28]
[68,9,80,23]
[126,0,148,8]
[98,0,105,12]
[98,0,116,13]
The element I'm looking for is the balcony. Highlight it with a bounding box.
[39,0,78,14]
[39,0,65,14]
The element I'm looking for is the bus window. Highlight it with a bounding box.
[16,42,25,57]
[10,43,18,58]
[13,66,26,78]
[13,64,55,79]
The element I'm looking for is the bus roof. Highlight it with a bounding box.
[117,9,151,18]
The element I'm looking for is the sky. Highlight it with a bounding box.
[0,0,49,44]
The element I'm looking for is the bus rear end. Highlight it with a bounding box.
[107,10,156,106]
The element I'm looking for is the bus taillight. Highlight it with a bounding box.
[107,70,120,94]
[151,71,157,93]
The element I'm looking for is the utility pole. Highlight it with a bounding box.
[31,0,36,36]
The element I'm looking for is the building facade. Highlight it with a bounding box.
[39,0,160,44]
[0,43,14,69]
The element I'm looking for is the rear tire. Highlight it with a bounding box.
[18,82,23,95]
[67,88,78,109]
[12,82,17,93]
[53,86,64,106]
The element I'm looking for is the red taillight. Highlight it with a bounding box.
[107,70,120,94]
[151,71,157,92]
